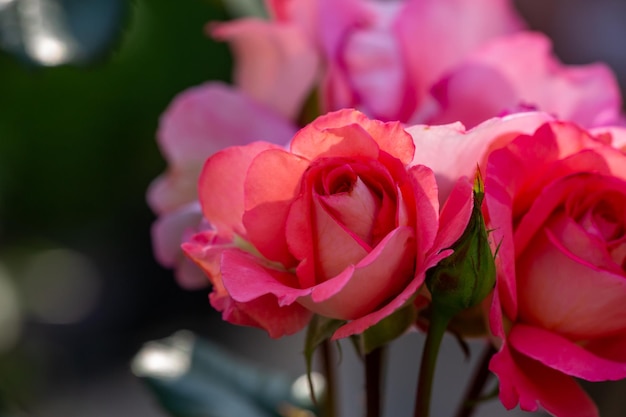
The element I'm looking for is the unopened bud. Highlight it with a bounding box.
[426,174,496,319]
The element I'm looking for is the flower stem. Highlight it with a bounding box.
[321,338,337,417]
[454,343,496,417]
[365,347,385,417]
[414,309,450,417]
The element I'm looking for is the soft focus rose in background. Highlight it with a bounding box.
[213,0,524,123]
[212,0,623,129]
[147,83,296,288]
[183,109,475,339]
[429,32,623,129]
[484,121,626,417]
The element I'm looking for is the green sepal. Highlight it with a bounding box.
[426,173,496,319]
[361,303,417,355]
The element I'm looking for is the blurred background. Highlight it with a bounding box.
[0,0,625,416]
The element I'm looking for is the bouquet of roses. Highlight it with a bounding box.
[138,1,626,416]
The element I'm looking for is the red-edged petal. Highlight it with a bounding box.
[431,176,474,253]
[291,120,380,161]
[243,148,310,265]
[223,293,312,338]
[291,109,415,164]
[220,249,309,306]
[200,142,279,238]
[299,226,415,322]
[509,324,626,381]
[490,344,599,417]
[407,165,439,259]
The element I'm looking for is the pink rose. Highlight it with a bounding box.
[183,109,474,338]
[430,32,623,129]
[147,83,296,289]
[212,0,524,123]
[484,121,626,416]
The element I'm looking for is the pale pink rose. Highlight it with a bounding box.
[408,112,555,200]
[210,17,319,120]
[429,32,623,129]
[183,109,475,338]
[147,82,296,289]
[483,121,626,417]
[212,0,524,123]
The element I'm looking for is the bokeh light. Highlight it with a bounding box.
[131,330,194,379]
[20,248,101,325]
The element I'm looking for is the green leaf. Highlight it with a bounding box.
[133,331,314,417]
[361,304,417,355]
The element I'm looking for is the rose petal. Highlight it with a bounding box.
[509,324,626,381]
[517,227,626,339]
[291,120,380,161]
[341,4,415,121]
[585,333,626,364]
[224,293,312,338]
[408,165,439,257]
[320,177,379,245]
[200,142,280,238]
[396,0,524,113]
[151,202,208,289]
[431,176,474,253]
[220,248,309,306]
[312,192,370,279]
[408,112,553,201]
[546,211,623,274]
[430,32,622,128]
[148,82,296,214]
[513,167,612,258]
[490,344,599,417]
[152,202,203,267]
[243,148,310,265]
[298,226,415,322]
[292,109,416,164]
[211,19,319,120]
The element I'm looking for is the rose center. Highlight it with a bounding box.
[577,191,626,270]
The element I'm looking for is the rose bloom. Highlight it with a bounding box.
[410,112,626,416]
[213,0,622,128]
[213,0,523,122]
[484,121,626,417]
[182,109,474,338]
